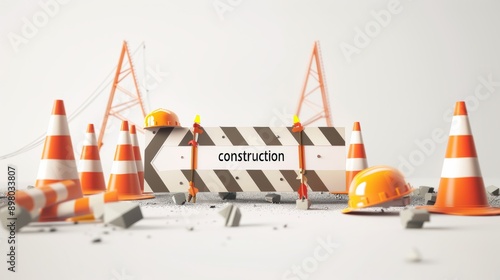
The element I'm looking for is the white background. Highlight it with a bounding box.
[1,0,500,188]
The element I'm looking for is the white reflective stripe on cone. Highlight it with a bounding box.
[349,131,364,144]
[117,131,132,145]
[346,158,368,171]
[449,116,472,136]
[29,188,47,210]
[83,133,97,146]
[135,160,144,172]
[441,158,482,178]
[50,182,69,202]
[37,160,79,179]
[110,161,138,174]
[78,160,103,172]
[57,199,77,218]
[46,115,70,136]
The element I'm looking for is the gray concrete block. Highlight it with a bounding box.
[0,206,32,232]
[487,185,499,196]
[104,202,143,229]
[265,193,281,204]
[424,193,437,205]
[172,193,186,205]
[219,204,241,227]
[219,192,237,200]
[400,209,430,229]
[296,199,311,210]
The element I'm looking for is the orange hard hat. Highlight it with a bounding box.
[342,165,413,213]
[144,109,180,128]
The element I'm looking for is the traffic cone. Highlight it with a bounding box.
[130,124,154,196]
[78,124,106,195]
[15,180,82,217]
[419,101,500,216]
[107,121,154,200]
[39,191,118,222]
[35,100,81,192]
[345,122,368,191]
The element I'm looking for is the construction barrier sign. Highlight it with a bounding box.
[144,127,346,193]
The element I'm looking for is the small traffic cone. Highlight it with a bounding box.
[107,121,154,200]
[130,125,154,196]
[35,100,81,192]
[419,101,500,216]
[78,124,106,195]
[345,122,368,191]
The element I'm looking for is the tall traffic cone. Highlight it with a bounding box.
[345,122,368,191]
[35,100,81,192]
[130,124,154,196]
[79,124,106,195]
[107,121,154,200]
[419,101,500,216]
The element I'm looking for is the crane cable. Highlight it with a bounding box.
[0,42,146,160]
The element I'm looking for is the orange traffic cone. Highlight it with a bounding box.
[35,100,81,192]
[107,121,154,200]
[130,124,154,196]
[15,180,82,217]
[78,124,106,195]
[39,191,118,221]
[419,101,500,216]
[345,122,368,191]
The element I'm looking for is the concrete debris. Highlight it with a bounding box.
[424,193,437,205]
[172,193,186,205]
[400,209,430,229]
[219,192,237,200]
[0,206,32,231]
[296,198,311,210]
[406,248,422,262]
[415,186,434,198]
[265,193,281,204]
[104,202,143,229]
[219,204,241,227]
[487,185,499,196]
